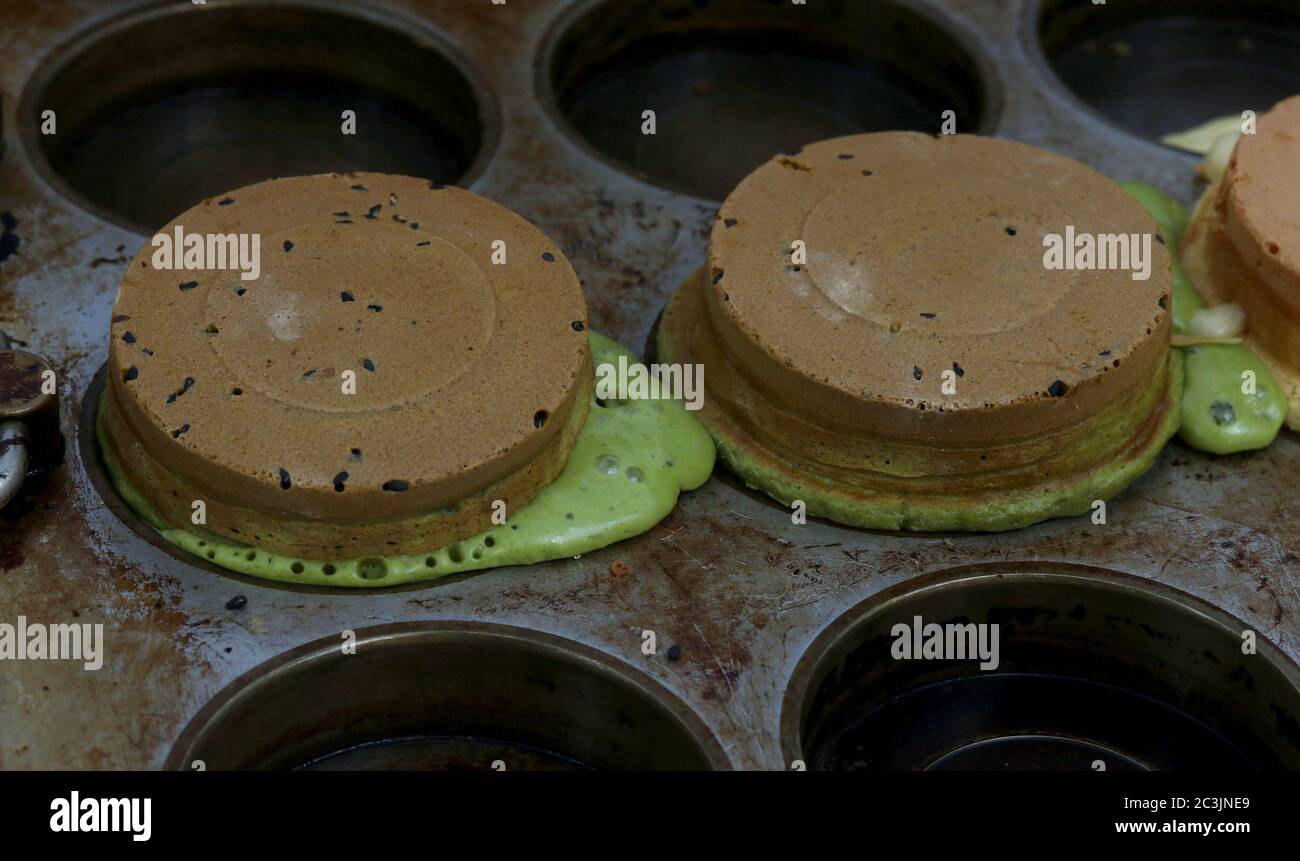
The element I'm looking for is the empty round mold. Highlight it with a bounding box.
[782,566,1300,771]
[541,0,996,200]
[168,622,729,771]
[1036,0,1300,144]
[19,0,497,232]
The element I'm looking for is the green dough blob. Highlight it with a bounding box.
[1178,344,1288,454]
[99,332,716,587]
[1119,181,1190,252]
[1121,181,1287,452]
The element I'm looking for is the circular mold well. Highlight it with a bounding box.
[18,0,498,233]
[1035,0,1300,144]
[782,566,1300,771]
[167,622,729,771]
[540,0,997,201]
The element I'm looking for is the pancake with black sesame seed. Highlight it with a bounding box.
[658,133,1181,531]
[100,173,714,585]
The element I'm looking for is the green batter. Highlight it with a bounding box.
[100,332,716,587]
[1121,182,1288,454]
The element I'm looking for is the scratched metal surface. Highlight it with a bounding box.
[0,0,1296,770]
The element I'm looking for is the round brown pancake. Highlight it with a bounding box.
[1183,95,1300,429]
[660,132,1179,531]
[103,173,591,557]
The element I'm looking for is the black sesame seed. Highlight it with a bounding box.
[416,241,431,247]
[225,595,247,610]
[362,358,375,372]
[666,644,683,661]
[122,331,136,344]
[1155,234,1166,246]
[283,240,294,252]
[919,312,936,320]
[335,219,354,224]
[1099,350,1112,357]
[913,366,923,381]
[124,366,138,382]
[861,169,873,176]
[171,423,190,438]
[350,183,367,191]
[367,304,382,312]
[236,288,247,296]
[724,218,738,228]
[1048,379,1068,397]
[279,468,291,490]
[410,222,420,230]
[333,471,349,492]
[382,480,410,492]
[112,314,130,323]
[837,153,854,160]
[1005,226,1017,236]
[332,211,350,217]
[571,320,585,332]
[218,198,235,206]
[341,291,354,302]
[534,410,548,429]
[952,362,965,378]
[365,204,381,219]
[712,268,725,284]
[542,252,557,262]
[179,280,198,291]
